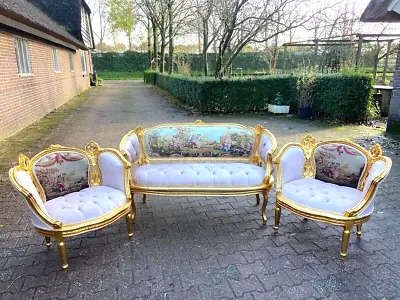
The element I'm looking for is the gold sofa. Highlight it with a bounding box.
[9,141,134,269]
[120,120,277,224]
[273,135,392,257]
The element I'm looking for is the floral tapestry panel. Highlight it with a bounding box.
[145,126,254,158]
[314,144,366,188]
[34,152,89,200]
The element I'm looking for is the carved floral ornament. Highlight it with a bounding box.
[17,154,31,170]
[300,135,317,158]
[370,144,383,158]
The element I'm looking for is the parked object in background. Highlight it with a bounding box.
[273,135,391,257]
[372,85,393,117]
[268,93,290,114]
[120,120,277,224]
[9,142,133,270]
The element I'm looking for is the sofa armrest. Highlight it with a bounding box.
[10,169,62,229]
[120,132,141,163]
[345,158,391,217]
[273,144,305,191]
[98,150,131,195]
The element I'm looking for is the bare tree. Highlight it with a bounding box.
[194,0,221,76]
[211,0,324,79]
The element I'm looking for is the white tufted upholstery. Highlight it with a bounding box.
[132,163,265,187]
[123,134,140,162]
[279,146,304,184]
[259,133,273,162]
[282,178,373,216]
[32,186,126,229]
[99,152,125,192]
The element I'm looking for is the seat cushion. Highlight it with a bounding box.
[282,178,372,216]
[38,186,126,227]
[132,163,265,187]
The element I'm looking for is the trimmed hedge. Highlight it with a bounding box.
[313,73,373,122]
[144,71,373,122]
[145,72,298,113]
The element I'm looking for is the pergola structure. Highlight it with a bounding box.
[362,0,400,133]
[282,33,400,81]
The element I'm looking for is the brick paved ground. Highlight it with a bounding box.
[1,81,399,300]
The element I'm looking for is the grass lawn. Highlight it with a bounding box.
[97,71,143,80]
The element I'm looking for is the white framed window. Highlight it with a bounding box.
[52,47,60,72]
[80,50,87,74]
[69,52,74,72]
[14,37,32,75]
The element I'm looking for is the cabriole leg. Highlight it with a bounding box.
[142,194,147,203]
[340,224,352,257]
[356,224,362,237]
[54,234,68,270]
[126,212,133,238]
[131,195,136,223]
[273,204,281,231]
[261,193,268,225]
[256,194,260,205]
[45,237,51,248]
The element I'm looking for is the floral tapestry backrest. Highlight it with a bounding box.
[33,151,90,200]
[145,125,255,158]
[314,143,367,189]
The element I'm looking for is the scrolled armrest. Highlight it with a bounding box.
[98,150,131,194]
[345,158,391,217]
[273,144,305,191]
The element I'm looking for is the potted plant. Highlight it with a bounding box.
[268,92,290,114]
[297,73,315,119]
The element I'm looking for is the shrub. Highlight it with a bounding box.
[144,72,373,122]
[143,70,157,84]
[313,73,373,122]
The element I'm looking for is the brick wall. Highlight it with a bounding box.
[0,29,92,140]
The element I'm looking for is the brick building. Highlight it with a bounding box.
[0,0,95,140]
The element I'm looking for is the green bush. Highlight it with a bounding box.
[97,71,143,80]
[313,73,373,122]
[145,72,373,122]
[144,70,157,84]
[93,52,149,72]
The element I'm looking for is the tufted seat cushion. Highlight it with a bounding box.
[132,163,265,187]
[33,186,126,229]
[282,178,373,217]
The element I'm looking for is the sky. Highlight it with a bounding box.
[87,0,400,50]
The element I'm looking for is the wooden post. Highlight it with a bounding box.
[355,34,363,69]
[383,40,393,82]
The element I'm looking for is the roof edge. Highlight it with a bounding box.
[0,6,88,50]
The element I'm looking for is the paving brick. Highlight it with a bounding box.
[229,276,265,297]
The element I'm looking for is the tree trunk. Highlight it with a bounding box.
[168,3,173,74]
[152,20,158,70]
[147,18,152,69]
[128,32,132,51]
[160,43,166,73]
[202,20,208,77]
[373,54,378,80]
[387,42,400,133]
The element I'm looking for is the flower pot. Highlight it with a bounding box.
[268,104,290,114]
[298,107,312,119]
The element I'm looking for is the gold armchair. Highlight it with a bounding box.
[273,135,392,257]
[9,141,134,269]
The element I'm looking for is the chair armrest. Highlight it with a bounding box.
[10,169,62,229]
[120,132,141,163]
[264,150,275,181]
[98,150,131,195]
[273,144,305,191]
[345,158,391,217]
